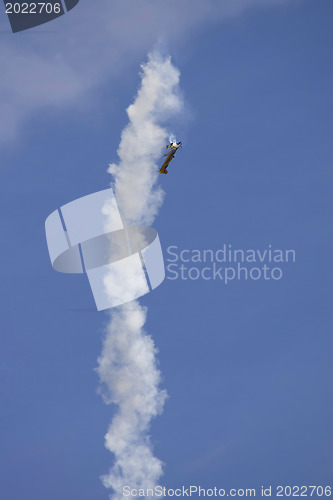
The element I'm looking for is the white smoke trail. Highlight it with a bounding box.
[108,50,183,226]
[96,50,183,498]
[97,302,167,494]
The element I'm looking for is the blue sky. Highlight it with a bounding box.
[0,0,332,498]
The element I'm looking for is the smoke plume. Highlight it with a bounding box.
[96,50,183,498]
[108,51,183,226]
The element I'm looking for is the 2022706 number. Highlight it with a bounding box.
[276,485,331,497]
[5,3,62,14]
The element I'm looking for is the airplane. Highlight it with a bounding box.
[159,141,182,174]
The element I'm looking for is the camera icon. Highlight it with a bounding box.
[45,188,165,310]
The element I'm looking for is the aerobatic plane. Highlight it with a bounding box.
[159,141,182,174]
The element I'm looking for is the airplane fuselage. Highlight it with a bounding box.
[159,142,182,174]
